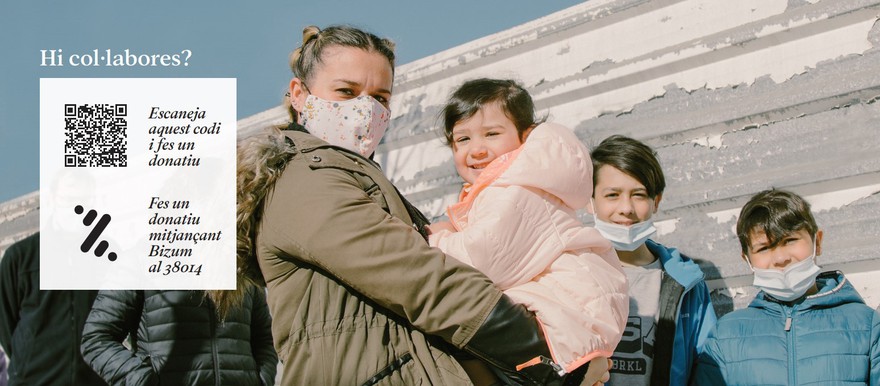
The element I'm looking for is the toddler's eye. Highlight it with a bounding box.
[455,136,469,143]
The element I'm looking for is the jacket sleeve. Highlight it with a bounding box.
[689,335,726,386]
[81,290,157,386]
[429,186,557,289]
[0,245,22,355]
[693,282,718,355]
[248,287,277,386]
[261,163,505,346]
[870,309,880,386]
[261,163,566,384]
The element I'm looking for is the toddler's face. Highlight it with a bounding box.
[592,165,660,226]
[744,228,822,270]
[450,102,523,185]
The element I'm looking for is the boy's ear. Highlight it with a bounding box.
[653,194,663,214]
[741,253,754,268]
[815,229,824,256]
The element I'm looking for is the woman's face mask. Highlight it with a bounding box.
[289,46,394,157]
[300,94,389,157]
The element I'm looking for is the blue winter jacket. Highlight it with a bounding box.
[609,239,717,386]
[692,271,880,385]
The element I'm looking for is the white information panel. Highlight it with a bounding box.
[39,78,236,289]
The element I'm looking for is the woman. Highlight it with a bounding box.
[233,25,591,385]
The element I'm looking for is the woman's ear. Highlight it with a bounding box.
[289,78,308,118]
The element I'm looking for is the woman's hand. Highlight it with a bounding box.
[580,357,612,386]
[426,221,457,234]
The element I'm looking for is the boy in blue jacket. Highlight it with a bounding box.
[692,189,880,385]
[591,135,716,386]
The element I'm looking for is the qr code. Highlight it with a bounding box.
[64,104,128,167]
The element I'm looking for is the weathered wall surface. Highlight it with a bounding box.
[6,0,880,316]
[0,192,38,257]
[372,0,880,315]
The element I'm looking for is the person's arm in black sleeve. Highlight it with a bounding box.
[0,242,24,355]
[248,287,277,386]
[81,290,157,386]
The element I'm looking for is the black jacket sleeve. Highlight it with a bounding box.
[465,296,576,386]
[0,239,26,355]
[248,287,277,386]
[81,290,157,386]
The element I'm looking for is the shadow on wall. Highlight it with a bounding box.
[691,257,735,318]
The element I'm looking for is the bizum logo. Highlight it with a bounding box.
[74,205,117,262]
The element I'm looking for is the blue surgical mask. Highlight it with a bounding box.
[748,244,821,302]
[593,216,657,251]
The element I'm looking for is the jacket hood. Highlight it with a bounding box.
[494,122,593,209]
[751,271,865,311]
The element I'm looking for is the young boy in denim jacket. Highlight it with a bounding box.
[692,189,880,385]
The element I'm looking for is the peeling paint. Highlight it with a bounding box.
[721,286,749,299]
[228,0,880,313]
[809,183,880,212]
[707,208,740,225]
[706,184,880,227]
[655,218,680,236]
[691,133,725,149]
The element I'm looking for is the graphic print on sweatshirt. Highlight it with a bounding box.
[609,259,662,385]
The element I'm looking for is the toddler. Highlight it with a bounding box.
[429,78,628,384]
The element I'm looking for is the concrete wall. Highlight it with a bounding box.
[242,0,880,315]
[7,0,880,316]
[0,192,38,257]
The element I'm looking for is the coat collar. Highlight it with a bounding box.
[645,239,705,291]
[282,122,381,169]
[750,271,864,312]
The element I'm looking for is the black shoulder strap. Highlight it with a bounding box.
[650,273,685,386]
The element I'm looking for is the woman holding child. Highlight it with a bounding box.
[232,25,609,385]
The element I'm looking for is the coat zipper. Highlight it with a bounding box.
[784,305,798,386]
[211,312,220,386]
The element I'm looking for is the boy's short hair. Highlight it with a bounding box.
[590,135,666,198]
[736,189,818,255]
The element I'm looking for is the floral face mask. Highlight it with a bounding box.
[300,94,390,157]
